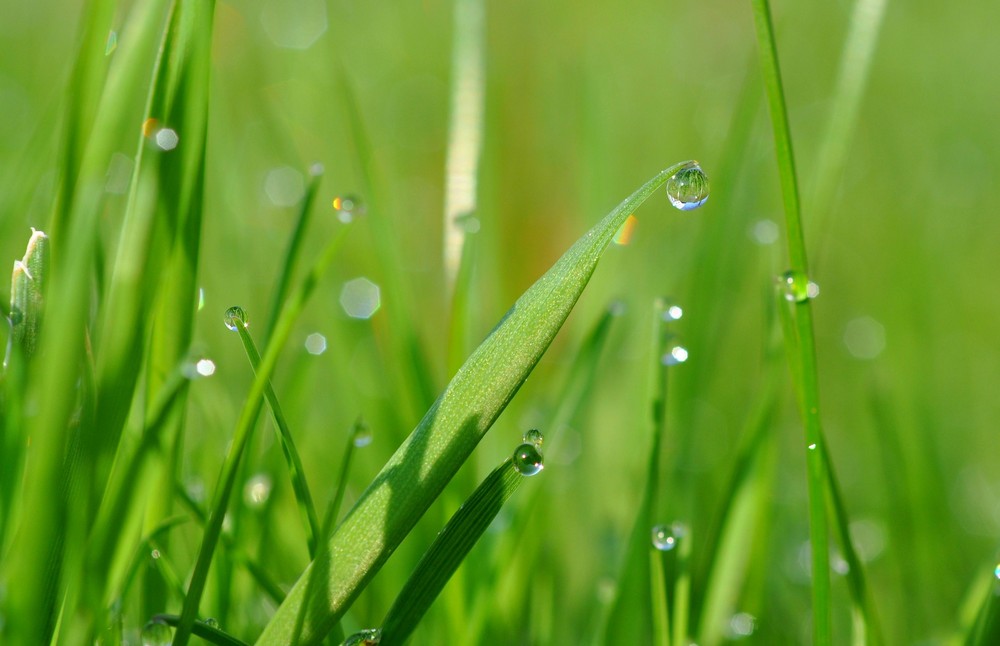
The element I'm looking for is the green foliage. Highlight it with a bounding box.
[1,0,998,644]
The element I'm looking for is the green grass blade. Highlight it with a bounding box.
[749,2,832,642]
[231,312,321,557]
[152,614,250,646]
[379,452,529,645]
[257,162,699,645]
[964,567,1000,646]
[326,417,371,532]
[265,170,322,341]
[174,223,354,645]
[650,548,671,646]
[442,0,485,291]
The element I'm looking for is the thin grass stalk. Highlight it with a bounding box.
[749,1,832,642]
[174,223,354,645]
[650,549,671,646]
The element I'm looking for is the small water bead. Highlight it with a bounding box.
[779,270,820,303]
[663,304,684,322]
[651,524,677,551]
[224,305,249,331]
[513,442,544,476]
[151,549,160,560]
[203,617,220,629]
[195,359,216,377]
[994,563,1000,580]
[140,619,172,646]
[332,194,366,223]
[244,473,273,509]
[353,425,373,448]
[343,628,382,645]
[665,162,710,211]
[523,429,544,448]
[662,345,688,365]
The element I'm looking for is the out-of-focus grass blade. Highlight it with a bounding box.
[447,224,478,377]
[231,312,321,557]
[601,299,675,645]
[258,162,697,645]
[265,170,322,340]
[9,229,49,358]
[378,454,528,645]
[174,222,354,645]
[650,547,671,646]
[963,567,1000,646]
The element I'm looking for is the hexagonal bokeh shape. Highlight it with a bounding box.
[339,278,381,319]
[260,0,327,50]
[264,166,304,207]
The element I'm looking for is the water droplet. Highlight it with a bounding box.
[651,524,677,551]
[305,332,327,355]
[340,278,381,319]
[243,473,273,509]
[197,287,206,311]
[513,442,544,476]
[749,219,779,245]
[843,316,886,360]
[727,612,757,638]
[665,162,710,211]
[807,443,817,450]
[657,298,683,321]
[105,30,118,56]
[779,270,819,303]
[154,128,179,151]
[353,423,373,448]
[332,194,366,223]
[150,549,160,560]
[195,359,216,377]
[203,617,220,629]
[140,619,172,646]
[662,345,688,365]
[523,429,544,448]
[264,166,305,207]
[994,563,1000,580]
[224,306,249,331]
[343,628,382,645]
[309,162,325,176]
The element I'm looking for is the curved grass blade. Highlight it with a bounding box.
[151,614,250,646]
[378,453,528,645]
[257,162,699,645]
[174,222,354,645]
[231,316,321,557]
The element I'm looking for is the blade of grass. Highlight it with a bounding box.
[650,547,671,646]
[379,451,530,645]
[749,2,833,642]
[230,311,321,557]
[257,162,700,645]
[152,614,250,646]
[174,221,355,646]
[442,0,485,292]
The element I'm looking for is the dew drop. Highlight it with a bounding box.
[332,194,366,223]
[522,429,544,448]
[151,549,160,560]
[779,270,819,303]
[808,443,817,450]
[204,617,220,629]
[513,442,544,476]
[665,162,710,211]
[343,628,382,645]
[663,304,684,321]
[224,306,249,331]
[651,524,677,551]
[353,422,373,448]
[662,345,688,365]
[994,563,1000,581]
[243,473,273,509]
[140,619,172,646]
[195,359,216,377]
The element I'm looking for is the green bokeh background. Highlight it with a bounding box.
[2,0,998,642]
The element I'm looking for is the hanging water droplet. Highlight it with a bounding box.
[513,442,544,476]
[204,617,220,629]
[343,628,382,645]
[994,563,1000,581]
[665,161,710,211]
[224,306,249,331]
[807,443,817,450]
[662,345,688,365]
[779,270,819,303]
[140,619,172,646]
[151,549,161,560]
[651,524,677,551]
[332,194,366,223]
[523,429,544,448]
[353,422,373,447]
[243,473,273,509]
[663,303,684,321]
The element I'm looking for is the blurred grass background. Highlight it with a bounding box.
[2,0,999,643]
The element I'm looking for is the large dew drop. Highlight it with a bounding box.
[140,619,172,646]
[665,162,710,211]
[779,270,820,303]
[224,305,249,331]
[513,442,544,476]
[343,628,382,645]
